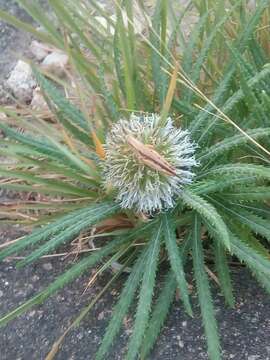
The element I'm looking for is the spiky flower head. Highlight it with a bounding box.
[103,113,197,213]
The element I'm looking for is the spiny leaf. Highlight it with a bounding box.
[222,186,270,202]
[0,203,117,261]
[140,271,176,360]
[191,177,258,196]
[199,164,270,182]
[140,233,193,359]
[17,203,120,267]
[229,234,270,276]
[213,241,235,307]
[181,190,231,251]
[96,248,148,360]
[192,215,221,360]
[209,197,270,243]
[125,221,162,360]
[198,128,270,163]
[162,213,192,315]
[33,69,90,133]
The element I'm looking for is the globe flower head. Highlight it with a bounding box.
[103,113,198,213]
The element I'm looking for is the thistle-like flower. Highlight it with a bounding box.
[103,113,197,213]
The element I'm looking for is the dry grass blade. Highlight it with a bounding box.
[160,61,179,126]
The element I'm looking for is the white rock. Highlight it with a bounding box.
[0,112,7,121]
[30,40,52,62]
[31,87,49,112]
[6,60,36,103]
[247,0,256,11]
[42,262,53,271]
[41,51,68,77]
[95,16,114,35]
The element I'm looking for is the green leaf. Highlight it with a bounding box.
[181,190,231,251]
[222,186,270,202]
[140,271,176,360]
[33,69,91,133]
[191,177,257,196]
[0,203,118,261]
[199,164,270,182]
[0,9,59,46]
[0,121,64,162]
[198,128,270,164]
[140,232,193,359]
[17,203,120,266]
[209,197,270,243]
[17,0,63,45]
[115,7,136,109]
[48,0,100,58]
[125,221,162,360]
[0,168,93,197]
[162,213,192,316]
[151,0,168,104]
[230,234,270,276]
[213,241,235,307]
[96,248,148,360]
[189,0,269,137]
[192,215,221,360]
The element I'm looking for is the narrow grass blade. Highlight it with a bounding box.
[0,9,59,46]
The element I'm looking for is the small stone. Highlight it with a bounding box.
[98,311,105,321]
[179,340,184,348]
[0,84,10,105]
[182,321,187,327]
[248,356,260,360]
[77,332,84,340]
[0,112,7,120]
[30,40,51,62]
[247,0,256,10]
[31,87,49,112]
[0,290,4,298]
[28,310,36,317]
[41,51,68,77]
[42,262,53,271]
[6,60,36,103]
[32,275,40,282]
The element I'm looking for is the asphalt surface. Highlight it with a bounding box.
[0,224,269,360]
[0,1,270,360]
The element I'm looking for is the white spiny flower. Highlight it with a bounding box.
[103,113,198,213]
